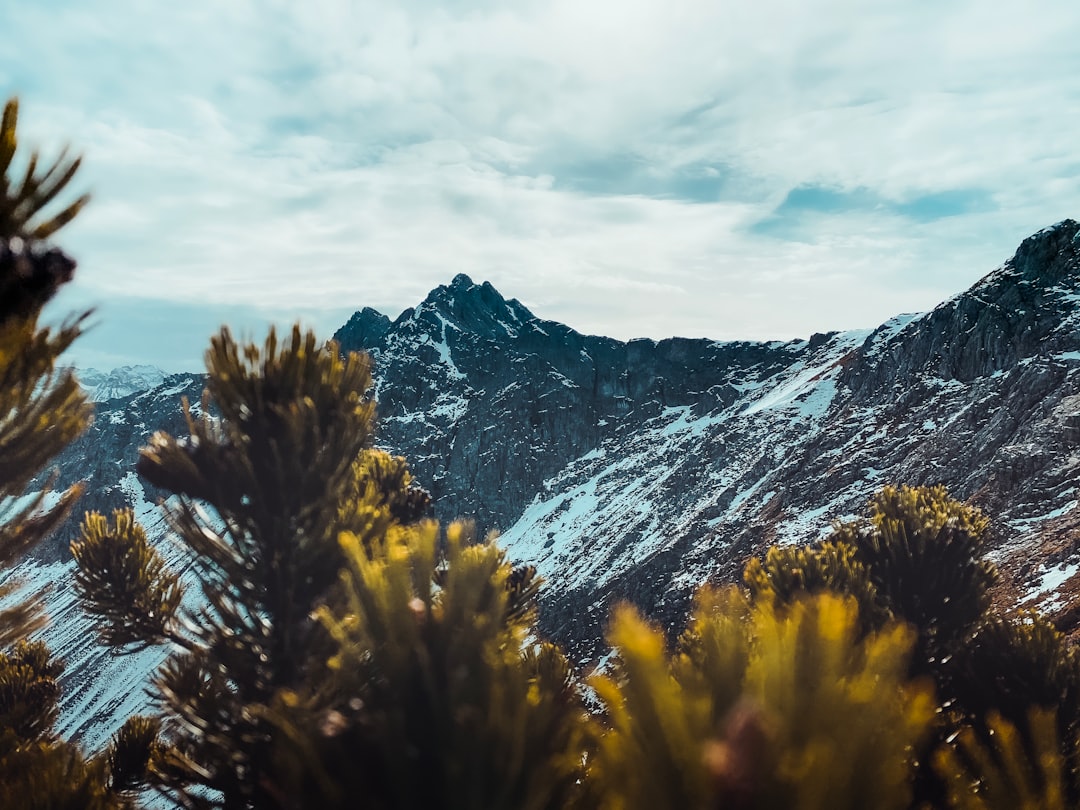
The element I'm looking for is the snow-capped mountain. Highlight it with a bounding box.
[7,219,1080,745]
[336,219,1080,662]
[77,365,168,402]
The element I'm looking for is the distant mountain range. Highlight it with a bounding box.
[8,218,1080,747]
[76,365,167,402]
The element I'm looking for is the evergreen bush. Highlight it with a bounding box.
[0,95,134,808]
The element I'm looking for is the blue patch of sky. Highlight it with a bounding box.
[894,189,997,222]
[751,183,997,239]
[542,152,741,203]
[44,293,360,372]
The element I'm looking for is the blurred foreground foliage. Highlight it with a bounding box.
[3,96,1080,808]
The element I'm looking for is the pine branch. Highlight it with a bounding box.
[71,510,185,652]
[0,97,90,242]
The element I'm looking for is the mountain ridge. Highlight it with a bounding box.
[7,219,1080,744]
[336,218,1080,661]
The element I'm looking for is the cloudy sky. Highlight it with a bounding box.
[4,1,1079,371]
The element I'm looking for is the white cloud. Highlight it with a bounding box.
[4,0,1080,368]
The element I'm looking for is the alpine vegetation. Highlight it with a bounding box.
[0,96,129,808]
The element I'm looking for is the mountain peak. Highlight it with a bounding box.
[418,275,536,337]
[1009,218,1080,283]
[335,306,392,350]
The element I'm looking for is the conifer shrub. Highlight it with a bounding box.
[70,324,439,807]
[829,484,998,680]
[954,612,1080,732]
[743,540,890,637]
[747,486,998,689]
[0,97,91,649]
[0,96,142,808]
[949,612,1080,802]
[267,521,586,809]
[742,485,1080,808]
[588,588,935,810]
[935,708,1070,810]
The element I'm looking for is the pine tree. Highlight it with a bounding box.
[947,612,1080,803]
[742,485,1080,807]
[71,324,424,806]
[743,539,890,638]
[0,96,139,809]
[0,97,91,647]
[936,709,1070,810]
[270,521,586,809]
[836,484,998,679]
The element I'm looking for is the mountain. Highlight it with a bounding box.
[6,219,1080,745]
[76,365,168,402]
[334,222,1080,662]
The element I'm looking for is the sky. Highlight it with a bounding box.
[4,0,1080,372]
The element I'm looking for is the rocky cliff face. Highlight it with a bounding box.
[7,220,1080,743]
[334,274,811,535]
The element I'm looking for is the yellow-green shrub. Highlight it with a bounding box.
[589,589,935,810]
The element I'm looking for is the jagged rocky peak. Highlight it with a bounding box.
[335,306,392,350]
[843,218,1080,394]
[334,275,541,354]
[1010,218,1080,282]
[414,273,536,338]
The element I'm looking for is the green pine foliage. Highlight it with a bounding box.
[743,540,890,637]
[589,588,934,810]
[268,520,586,809]
[71,510,183,651]
[0,98,89,241]
[105,716,164,797]
[745,485,998,686]
[936,709,1070,810]
[0,95,136,809]
[949,613,1080,802]
[837,485,998,674]
[741,485,1080,807]
[70,324,437,807]
[953,612,1080,735]
[0,96,92,650]
[745,485,1000,700]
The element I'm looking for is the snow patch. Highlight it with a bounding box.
[1009,499,1078,533]
[1022,561,1080,612]
[742,361,838,417]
